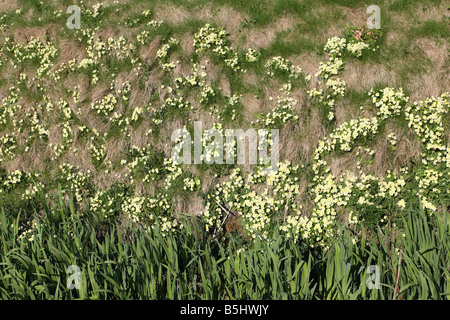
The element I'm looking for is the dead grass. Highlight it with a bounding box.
[139,37,161,66]
[154,3,246,45]
[103,135,126,165]
[412,38,448,68]
[342,61,399,92]
[174,194,205,215]
[129,124,149,148]
[197,5,246,37]
[412,3,449,22]
[385,31,403,48]
[392,133,421,170]
[406,37,449,100]
[179,35,194,57]
[278,125,301,163]
[241,92,262,123]
[154,3,190,25]
[290,53,322,86]
[219,75,232,97]
[335,5,369,28]
[245,15,297,49]
[407,73,447,102]
[296,109,327,162]
[242,71,258,87]
[0,0,18,13]
[51,39,87,71]
[13,24,60,44]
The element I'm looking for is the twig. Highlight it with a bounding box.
[212,201,236,239]
[283,190,292,224]
[212,211,231,240]
[393,248,403,300]
[215,201,235,216]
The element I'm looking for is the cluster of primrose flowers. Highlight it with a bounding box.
[75,28,139,84]
[200,162,301,239]
[245,48,259,62]
[0,87,21,126]
[148,95,192,128]
[128,9,163,35]
[194,24,249,72]
[118,155,201,236]
[404,93,450,212]
[308,29,383,121]
[136,18,164,45]
[136,20,164,45]
[308,36,366,121]
[5,36,58,79]
[106,36,136,60]
[51,58,77,82]
[124,8,157,27]
[88,133,106,167]
[252,96,298,129]
[265,56,303,79]
[285,87,449,248]
[90,188,125,222]
[48,121,74,160]
[0,170,31,193]
[0,169,43,202]
[17,218,39,242]
[23,105,50,144]
[369,87,409,120]
[157,37,179,72]
[22,181,45,201]
[91,93,118,117]
[58,163,92,203]
[124,145,165,183]
[0,134,16,163]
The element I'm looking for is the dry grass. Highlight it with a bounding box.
[0,0,18,12]
[407,73,447,102]
[296,109,327,162]
[412,38,448,68]
[241,92,263,123]
[179,35,194,57]
[412,3,449,21]
[54,39,87,67]
[336,6,369,28]
[278,125,301,163]
[13,25,59,44]
[219,75,232,96]
[406,38,449,101]
[139,37,161,66]
[174,194,205,215]
[197,5,246,37]
[154,3,190,25]
[290,53,322,86]
[245,15,297,49]
[341,61,399,93]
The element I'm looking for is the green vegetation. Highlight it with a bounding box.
[0,0,448,300]
[1,193,449,299]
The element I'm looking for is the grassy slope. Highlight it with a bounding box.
[0,0,448,212]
